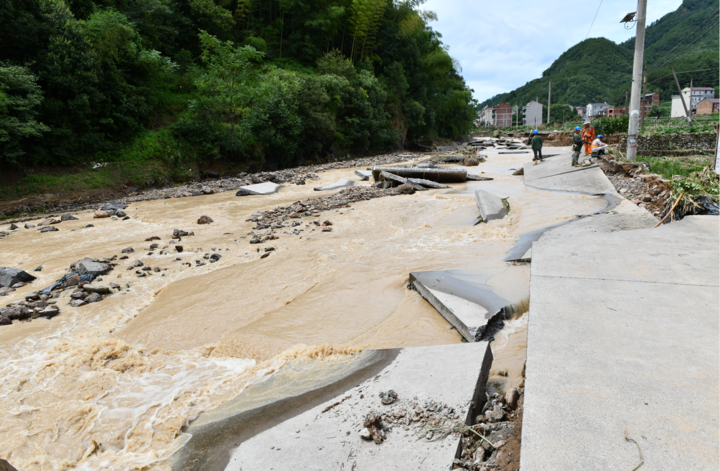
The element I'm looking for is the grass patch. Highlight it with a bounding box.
[638,154,719,200]
[0,128,196,202]
[637,155,710,180]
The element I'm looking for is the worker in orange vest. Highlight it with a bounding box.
[581,120,595,155]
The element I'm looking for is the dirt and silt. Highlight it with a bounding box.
[0,147,610,470]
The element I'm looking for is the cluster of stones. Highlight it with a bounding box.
[244,186,401,242]
[455,388,522,471]
[0,258,118,325]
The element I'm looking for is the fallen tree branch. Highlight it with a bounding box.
[653,192,684,228]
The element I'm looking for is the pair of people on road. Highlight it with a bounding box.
[572,124,607,166]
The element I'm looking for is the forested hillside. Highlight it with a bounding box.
[480,0,718,111]
[0,0,476,171]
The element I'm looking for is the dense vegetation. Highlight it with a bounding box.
[480,0,719,112]
[0,0,476,173]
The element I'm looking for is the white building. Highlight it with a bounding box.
[479,106,495,126]
[671,87,716,117]
[523,101,543,128]
[586,102,611,118]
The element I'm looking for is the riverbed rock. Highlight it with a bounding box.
[0,268,37,288]
[38,306,60,318]
[101,202,128,212]
[175,245,184,253]
[24,223,35,229]
[197,215,214,224]
[396,183,416,195]
[70,299,87,308]
[94,210,110,218]
[173,229,189,238]
[0,316,11,326]
[9,224,18,230]
[76,260,112,276]
[61,214,78,221]
[121,247,134,253]
[115,210,127,218]
[34,265,43,272]
[85,292,102,303]
[40,226,59,233]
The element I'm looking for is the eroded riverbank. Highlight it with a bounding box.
[0,146,608,470]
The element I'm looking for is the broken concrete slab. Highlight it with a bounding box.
[466,174,494,181]
[523,152,615,194]
[235,182,283,196]
[379,171,427,191]
[354,170,372,181]
[407,178,450,189]
[197,342,492,471]
[0,268,36,288]
[474,190,508,223]
[410,270,517,342]
[503,197,657,262]
[522,216,719,470]
[313,178,356,191]
[498,150,530,154]
[372,166,467,183]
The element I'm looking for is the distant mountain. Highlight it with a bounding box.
[480,0,719,109]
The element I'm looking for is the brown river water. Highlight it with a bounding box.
[0,147,606,470]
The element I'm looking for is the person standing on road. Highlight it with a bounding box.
[572,126,583,167]
[591,135,608,156]
[531,130,543,165]
[581,120,595,155]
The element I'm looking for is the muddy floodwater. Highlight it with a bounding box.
[0,148,607,470]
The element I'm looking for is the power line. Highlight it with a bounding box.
[646,10,719,71]
[585,0,604,40]
[647,19,720,75]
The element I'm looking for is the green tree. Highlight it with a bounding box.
[195,31,263,159]
[0,64,49,164]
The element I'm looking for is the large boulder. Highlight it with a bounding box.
[76,259,112,276]
[0,268,37,288]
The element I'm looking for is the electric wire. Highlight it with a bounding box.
[646,10,719,72]
[585,0,604,39]
[647,19,720,75]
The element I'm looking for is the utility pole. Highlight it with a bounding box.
[671,63,693,124]
[547,81,552,125]
[626,0,647,162]
[640,65,648,130]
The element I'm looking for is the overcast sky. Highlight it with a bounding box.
[422,0,683,102]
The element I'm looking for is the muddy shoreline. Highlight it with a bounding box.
[0,153,425,222]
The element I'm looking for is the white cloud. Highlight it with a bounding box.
[423,0,683,102]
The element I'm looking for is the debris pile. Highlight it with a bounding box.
[455,388,524,471]
[598,157,672,218]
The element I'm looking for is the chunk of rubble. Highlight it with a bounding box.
[313,179,356,191]
[236,182,283,196]
[475,190,508,223]
[379,171,427,191]
[406,178,450,189]
[466,174,494,181]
